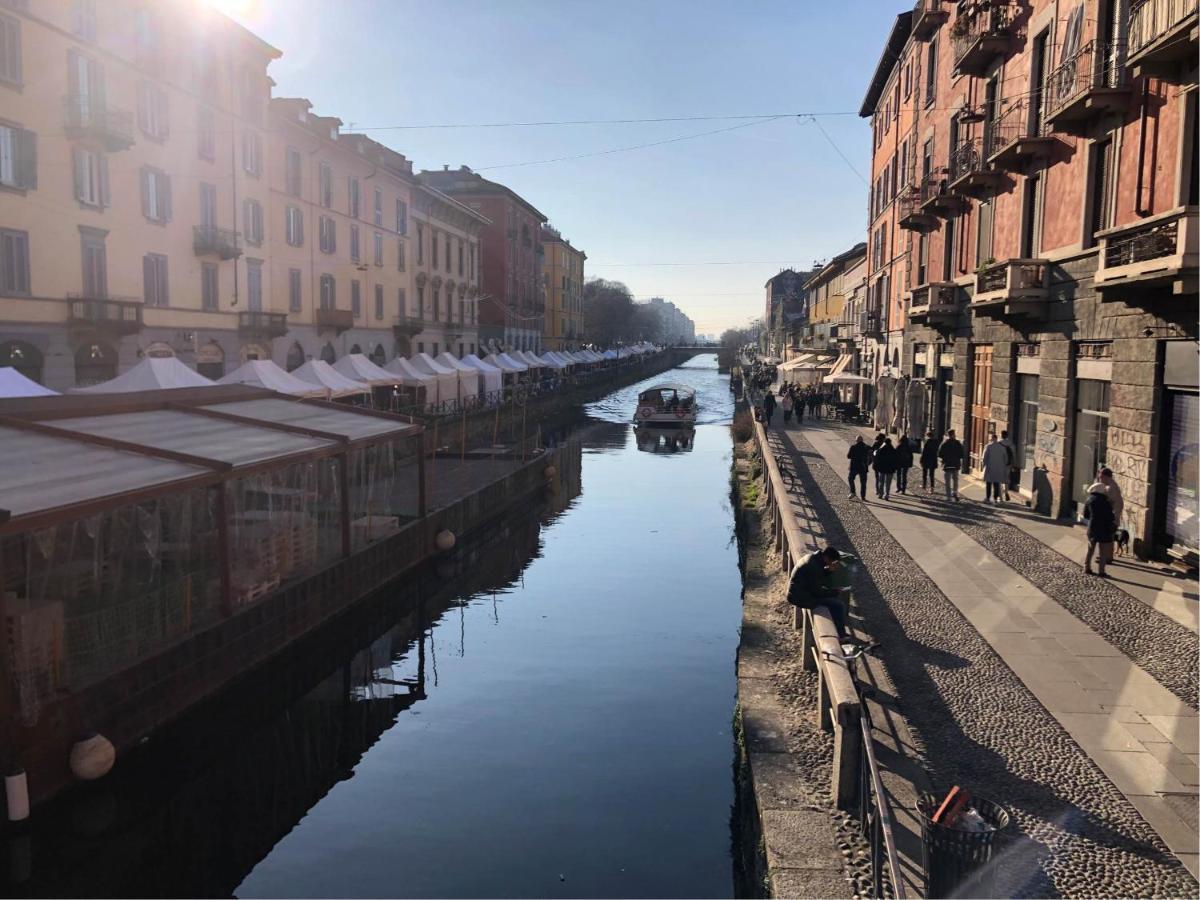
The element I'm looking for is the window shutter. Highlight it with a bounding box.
[140,166,150,217]
[91,57,105,110]
[67,48,80,97]
[161,173,172,221]
[1,16,21,84]
[158,257,168,307]
[15,128,35,189]
[157,88,169,138]
[72,147,84,201]
[143,254,156,305]
[98,154,110,206]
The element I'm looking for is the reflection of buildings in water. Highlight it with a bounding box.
[635,425,696,454]
[5,448,584,899]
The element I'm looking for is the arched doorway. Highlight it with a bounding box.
[286,342,305,372]
[370,344,386,366]
[143,341,175,358]
[74,342,118,386]
[394,337,411,359]
[196,341,225,379]
[320,342,336,364]
[241,342,270,363]
[0,340,44,385]
[349,343,362,355]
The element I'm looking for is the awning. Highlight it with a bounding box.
[383,357,440,405]
[0,367,57,397]
[219,360,327,398]
[410,353,461,405]
[290,360,371,399]
[436,352,484,401]
[333,353,402,387]
[71,357,216,393]
[486,353,527,374]
[460,354,504,394]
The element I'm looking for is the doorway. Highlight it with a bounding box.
[1071,378,1111,509]
[970,344,994,469]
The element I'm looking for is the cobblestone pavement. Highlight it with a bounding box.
[772,424,1198,898]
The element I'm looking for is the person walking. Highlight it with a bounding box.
[1000,430,1019,501]
[873,437,899,500]
[1083,483,1117,577]
[847,435,872,500]
[938,429,965,501]
[895,434,915,495]
[762,390,776,425]
[981,433,1010,504]
[795,391,806,425]
[1096,467,1124,525]
[920,430,941,493]
[786,546,852,637]
[870,432,887,497]
[781,389,794,425]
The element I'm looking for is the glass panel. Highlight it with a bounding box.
[1017,374,1039,469]
[1166,393,1199,550]
[1072,378,1110,506]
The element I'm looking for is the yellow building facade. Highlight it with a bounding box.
[540,226,585,351]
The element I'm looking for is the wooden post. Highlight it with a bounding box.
[832,708,863,811]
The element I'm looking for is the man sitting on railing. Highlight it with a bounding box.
[787,546,852,637]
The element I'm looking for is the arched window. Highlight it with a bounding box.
[74,342,118,386]
[892,348,900,369]
[0,340,45,385]
[286,342,305,372]
[370,344,386,366]
[196,341,225,379]
[320,342,336,363]
[350,343,362,355]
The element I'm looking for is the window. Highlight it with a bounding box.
[433,288,440,320]
[0,13,21,85]
[73,147,108,207]
[903,60,912,97]
[143,253,168,306]
[81,229,106,297]
[444,234,451,270]
[72,0,97,41]
[286,147,302,197]
[319,273,335,310]
[288,268,301,312]
[0,123,36,189]
[282,206,302,247]
[0,228,30,294]
[319,215,336,254]
[417,284,424,315]
[1021,171,1043,257]
[137,80,169,140]
[201,261,218,310]
[246,258,262,310]
[349,224,360,261]
[140,167,171,222]
[397,287,406,316]
[1087,137,1114,244]
[374,232,383,266]
[417,225,424,264]
[976,199,994,266]
[373,188,383,226]
[374,283,384,320]
[924,38,937,108]
[243,198,263,245]
[199,181,217,228]
[239,67,262,125]
[396,199,407,234]
[242,131,262,176]
[417,342,424,354]
[197,107,215,160]
[470,245,475,280]
[397,239,405,271]
[431,229,439,268]
[347,176,360,218]
[351,279,361,317]
[134,8,158,68]
[319,161,332,208]
[458,241,464,276]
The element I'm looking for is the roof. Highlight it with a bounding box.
[641,383,696,396]
[417,167,547,222]
[803,242,869,290]
[860,12,913,117]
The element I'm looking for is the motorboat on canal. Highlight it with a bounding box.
[634,383,697,427]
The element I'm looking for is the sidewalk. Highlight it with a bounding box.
[764,416,1199,887]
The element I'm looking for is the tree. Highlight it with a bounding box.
[583,278,636,346]
[629,303,663,343]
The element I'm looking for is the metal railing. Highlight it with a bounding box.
[987,98,1043,157]
[238,311,288,338]
[1046,40,1128,120]
[63,95,135,149]
[1103,215,1181,267]
[951,2,1013,69]
[67,295,143,333]
[1129,0,1196,58]
[949,136,990,182]
[193,225,242,260]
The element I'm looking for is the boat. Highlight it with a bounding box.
[636,424,696,454]
[633,383,698,426]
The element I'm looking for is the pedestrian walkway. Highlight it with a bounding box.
[774,418,1200,880]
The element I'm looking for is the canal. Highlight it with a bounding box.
[9,354,743,899]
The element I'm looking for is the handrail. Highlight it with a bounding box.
[861,713,907,899]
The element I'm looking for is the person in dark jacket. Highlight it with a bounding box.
[938,429,965,501]
[762,390,776,425]
[1083,484,1116,577]
[895,435,915,494]
[873,437,899,500]
[869,432,887,496]
[787,546,850,636]
[846,435,872,500]
[920,430,941,493]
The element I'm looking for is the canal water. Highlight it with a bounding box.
[11,355,742,899]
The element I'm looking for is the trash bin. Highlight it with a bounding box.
[917,793,1010,898]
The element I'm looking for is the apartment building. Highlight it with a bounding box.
[540,225,585,351]
[646,296,696,344]
[0,0,279,388]
[862,0,1198,561]
[765,268,815,359]
[417,166,547,354]
[803,243,868,351]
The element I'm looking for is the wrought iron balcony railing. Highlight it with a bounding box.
[986,98,1058,169]
[193,226,242,260]
[973,258,1050,308]
[238,311,288,338]
[1127,0,1198,79]
[951,3,1013,76]
[1096,208,1198,298]
[63,95,135,151]
[67,295,143,334]
[912,0,948,40]
[949,137,1003,197]
[1044,40,1131,135]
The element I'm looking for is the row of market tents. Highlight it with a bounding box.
[0,343,662,408]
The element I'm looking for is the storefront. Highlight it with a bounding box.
[1156,340,1198,561]
[1013,343,1041,495]
[1070,342,1113,511]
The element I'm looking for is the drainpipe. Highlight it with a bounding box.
[1135,79,1151,217]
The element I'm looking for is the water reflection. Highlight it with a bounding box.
[636,425,696,454]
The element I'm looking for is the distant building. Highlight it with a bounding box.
[765,269,816,360]
[646,297,695,344]
[540,226,585,351]
[418,166,548,354]
[801,243,867,352]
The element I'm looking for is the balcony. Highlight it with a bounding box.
[67,296,143,335]
[948,137,1004,198]
[907,282,960,326]
[1044,41,1131,136]
[1095,207,1199,299]
[913,0,948,39]
[951,3,1013,76]
[860,311,885,339]
[899,189,939,232]
[238,311,288,339]
[63,95,135,152]
[972,258,1051,317]
[315,308,354,334]
[1127,0,1198,80]
[193,226,242,260]
[919,171,967,219]
[986,99,1060,171]
[392,315,426,337]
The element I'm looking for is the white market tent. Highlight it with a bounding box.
[601,349,618,361]
[384,356,440,406]
[460,354,504,395]
[583,350,605,362]
[530,352,566,370]
[219,360,326,398]
[436,352,484,403]
[515,351,545,369]
[824,372,871,384]
[549,351,577,366]
[486,353,526,374]
[411,353,461,406]
[290,359,370,399]
[0,367,58,397]
[497,352,529,372]
[334,353,401,387]
[72,356,216,393]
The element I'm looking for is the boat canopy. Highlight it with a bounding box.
[638,383,696,400]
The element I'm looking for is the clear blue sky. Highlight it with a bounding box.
[215,0,894,335]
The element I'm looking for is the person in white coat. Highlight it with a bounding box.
[981,433,1010,504]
